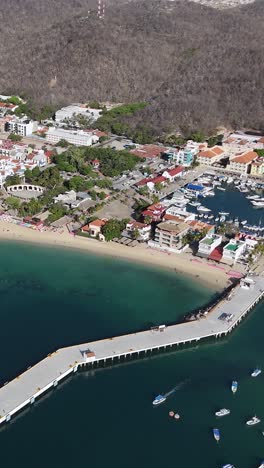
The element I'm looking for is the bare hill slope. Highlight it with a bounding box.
[0,0,263,134]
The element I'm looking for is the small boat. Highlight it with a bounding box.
[213,428,220,442]
[251,368,262,377]
[215,408,230,417]
[217,187,226,191]
[241,220,247,225]
[220,215,226,223]
[174,413,180,420]
[247,195,260,200]
[219,211,229,216]
[252,201,264,208]
[231,381,238,394]
[258,462,264,468]
[246,415,261,426]
[152,395,166,406]
[215,217,219,222]
[223,465,235,468]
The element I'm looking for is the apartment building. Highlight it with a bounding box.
[6,117,37,136]
[149,221,190,253]
[227,151,258,174]
[197,146,225,166]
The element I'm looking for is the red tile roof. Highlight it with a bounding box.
[167,166,183,176]
[231,151,258,164]
[89,219,106,228]
[130,144,167,159]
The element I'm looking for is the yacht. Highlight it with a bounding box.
[197,206,211,213]
[251,368,261,377]
[152,395,166,406]
[246,416,261,426]
[231,381,238,394]
[241,220,248,225]
[247,195,260,200]
[213,428,220,442]
[215,408,230,417]
[252,201,264,208]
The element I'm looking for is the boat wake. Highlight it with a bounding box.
[164,379,190,398]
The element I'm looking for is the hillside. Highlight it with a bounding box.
[0,0,263,135]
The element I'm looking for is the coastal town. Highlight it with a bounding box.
[0,94,264,284]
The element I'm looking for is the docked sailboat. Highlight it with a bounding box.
[152,394,166,406]
[246,415,261,426]
[215,408,230,417]
[231,381,238,394]
[213,428,220,442]
[251,368,261,377]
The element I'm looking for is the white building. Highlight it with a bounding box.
[198,234,222,257]
[165,205,195,222]
[55,105,101,123]
[126,220,151,241]
[53,190,77,205]
[222,239,246,263]
[47,128,99,146]
[6,117,37,136]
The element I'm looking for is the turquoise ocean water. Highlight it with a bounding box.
[0,241,264,468]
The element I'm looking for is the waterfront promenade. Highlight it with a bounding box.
[1,275,264,425]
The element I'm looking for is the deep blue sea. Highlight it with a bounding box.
[0,241,264,468]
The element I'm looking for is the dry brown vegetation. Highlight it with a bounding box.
[0,0,263,135]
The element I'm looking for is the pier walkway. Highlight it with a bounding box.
[1,275,264,425]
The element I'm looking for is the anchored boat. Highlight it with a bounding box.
[215,408,230,417]
[251,368,261,377]
[213,428,220,442]
[246,415,261,426]
[231,381,238,394]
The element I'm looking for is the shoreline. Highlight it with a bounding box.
[0,220,238,290]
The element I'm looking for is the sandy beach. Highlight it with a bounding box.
[0,220,242,290]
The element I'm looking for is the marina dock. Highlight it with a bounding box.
[1,275,264,425]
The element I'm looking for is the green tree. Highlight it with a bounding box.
[154,182,163,191]
[101,219,128,241]
[189,131,205,143]
[255,149,264,157]
[55,139,70,148]
[8,133,23,141]
[5,196,20,210]
[98,191,106,200]
[99,135,108,143]
[5,175,21,187]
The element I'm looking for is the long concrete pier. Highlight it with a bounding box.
[0,275,264,425]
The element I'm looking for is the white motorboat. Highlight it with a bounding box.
[241,220,247,225]
[251,368,261,377]
[223,465,235,468]
[217,187,226,191]
[226,177,233,184]
[257,462,264,468]
[246,416,261,426]
[219,212,229,216]
[252,201,264,208]
[247,195,260,200]
[215,408,230,417]
[152,395,166,406]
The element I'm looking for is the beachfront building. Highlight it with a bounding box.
[198,234,222,257]
[5,117,37,136]
[227,151,258,174]
[55,105,101,123]
[46,128,99,146]
[81,219,107,238]
[250,159,264,177]
[142,203,166,222]
[222,239,247,264]
[125,220,151,241]
[149,220,190,253]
